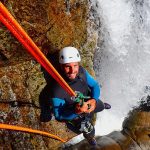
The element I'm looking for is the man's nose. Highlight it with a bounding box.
[69,67,75,73]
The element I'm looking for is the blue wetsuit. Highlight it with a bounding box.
[51,67,101,121]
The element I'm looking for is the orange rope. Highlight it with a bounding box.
[0,123,66,143]
[0,2,76,97]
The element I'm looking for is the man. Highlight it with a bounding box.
[50,47,111,146]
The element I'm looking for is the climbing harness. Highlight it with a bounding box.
[0,123,66,142]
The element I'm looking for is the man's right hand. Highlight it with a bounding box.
[75,99,96,114]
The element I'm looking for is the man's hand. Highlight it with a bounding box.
[75,99,96,114]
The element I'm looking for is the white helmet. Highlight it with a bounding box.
[59,47,81,64]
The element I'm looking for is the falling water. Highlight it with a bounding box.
[94,0,150,135]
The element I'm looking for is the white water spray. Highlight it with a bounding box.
[94,0,150,135]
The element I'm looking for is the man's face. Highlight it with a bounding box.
[61,62,79,80]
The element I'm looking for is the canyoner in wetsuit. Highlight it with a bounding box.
[50,47,111,146]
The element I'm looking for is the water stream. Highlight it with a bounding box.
[94,0,150,135]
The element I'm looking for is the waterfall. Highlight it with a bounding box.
[94,0,150,135]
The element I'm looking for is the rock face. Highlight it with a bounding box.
[0,0,98,149]
[62,96,150,150]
